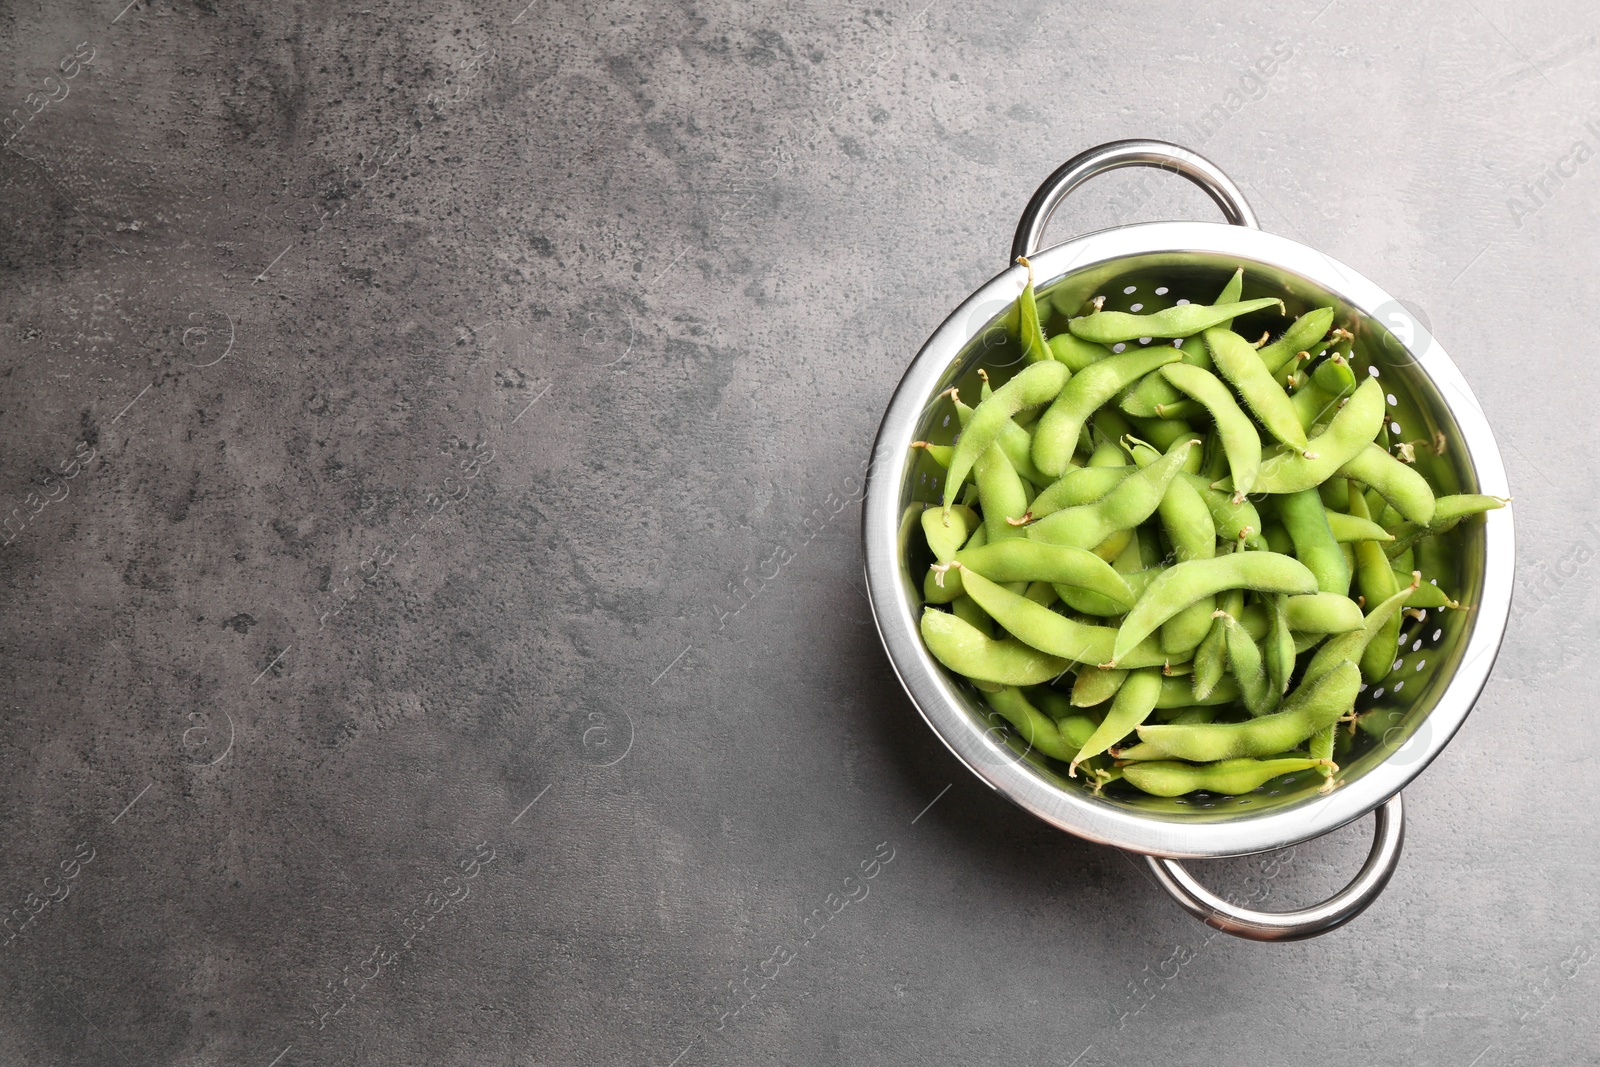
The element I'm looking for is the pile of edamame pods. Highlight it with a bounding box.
[912,260,1506,799]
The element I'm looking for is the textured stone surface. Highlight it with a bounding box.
[0,1,1593,1063]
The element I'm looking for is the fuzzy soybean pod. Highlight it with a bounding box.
[1070,667,1163,775]
[1302,577,1418,689]
[1204,327,1310,451]
[1264,593,1296,698]
[1031,347,1181,477]
[1326,509,1394,544]
[1338,444,1437,526]
[951,391,1049,487]
[1057,564,1163,616]
[1348,488,1404,683]
[1026,442,1196,550]
[1122,757,1328,798]
[1278,487,1350,595]
[983,687,1078,762]
[1179,474,1265,547]
[1157,674,1240,708]
[1123,661,1362,762]
[954,564,1168,668]
[1159,362,1263,499]
[1118,349,1189,418]
[975,444,1030,543]
[924,521,987,604]
[1289,380,1344,433]
[1218,610,1274,715]
[1383,494,1508,558]
[1048,331,1114,372]
[1283,592,1365,633]
[1311,352,1357,398]
[1073,667,1127,707]
[1248,377,1385,494]
[941,361,1069,512]
[1109,552,1318,665]
[1067,297,1283,345]
[923,505,979,563]
[1257,307,1335,376]
[953,540,1135,609]
[1127,440,1217,655]
[1030,465,1131,518]
[920,607,1069,685]
[1191,593,1232,703]
[1014,257,1052,365]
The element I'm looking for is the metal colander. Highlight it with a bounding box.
[862,141,1514,940]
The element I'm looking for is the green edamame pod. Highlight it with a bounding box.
[1029,465,1131,519]
[1311,352,1356,398]
[1023,581,1057,607]
[1032,347,1181,477]
[920,607,1068,685]
[1157,674,1239,708]
[1070,667,1163,774]
[924,522,987,604]
[1111,552,1318,666]
[955,564,1167,668]
[1072,666,1128,707]
[1219,610,1274,716]
[913,440,955,470]
[1247,377,1385,494]
[1067,297,1283,345]
[1264,593,1295,698]
[975,444,1030,543]
[1258,306,1335,376]
[1160,362,1263,499]
[1118,360,1188,418]
[1122,757,1328,798]
[1179,473,1265,547]
[1338,444,1436,526]
[1122,661,1361,762]
[950,595,991,636]
[1283,592,1365,633]
[1309,723,1337,780]
[1047,331,1113,371]
[953,540,1135,607]
[923,504,979,563]
[1325,509,1394,544]
[1383,493,1509,558]
[1166,707,1218,726]
[952,391,1050,487]
[1348,487,1404,683]
[1125,414,1197,453]
[1278,488,1351,595]
[1212,268,1245,326]
[1203,327,1310,451]
[1319,475,1351,512]
[1191,599,1231,702]
[1396,576,1458,610]
[1261,521,1293,556]
[1014,257,1051,365]
[1301,576,1417,689]
[1086,437,1126,468]
[1289,379,1344,433]
[1026,442,1197,550]
[941,360,1070,511]
[983,687,1076,761]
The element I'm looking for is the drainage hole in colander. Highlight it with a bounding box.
[1414,660,1425,671]
[1155,286,1169,295]
[1373,687,1385,699]
[1130,302,1144,311]
[1393,680,1404,692]
[1433,628,1442,642]
[1123,285,1137,294]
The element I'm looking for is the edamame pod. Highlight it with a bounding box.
[1219,611,1274,716]
[1123,661,1361,762]
[1204,327,1310,451]
[952,391,1049,487]
[1157,674,1240,708]
[1032,347,1181,477]
[1246,377,1385,494]
[1047,331,1114,371]
[1067,297,1284,344]
[954,565,1168,668]
[1338,444,1437,526]
[1257,306,1335,375]
[1111,552,1318,665]
[1348,488,1404,682]
[921,607,1068,685]
[1283,592,1365,633]
[1278,487,1350,595]
[1014,257,1051,365]
[1026,442,1197,550]
[1326,509,1394,544]
[953,540,1135,607]
[1264,593,1296,698]
[924,521,987,604]
[1122,757,1328,798]
[1030,465,1131,518]
[923,504,978,562]
[1071,667,1162,774]
[1072,666,1128,707]
[1179,473,1266,547]
[942,360,1070,511]
[984,687,1076,761]
[1160,361,1263,499]
[975,443,1030,543]
[1383,493,1508,558]
[1301,577,1418,689]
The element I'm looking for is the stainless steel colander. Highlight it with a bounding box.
[861,140,1514,941]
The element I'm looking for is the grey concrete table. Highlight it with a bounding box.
[1,1,1594,1063]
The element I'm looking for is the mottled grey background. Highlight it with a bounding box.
[0,0,1592,1063]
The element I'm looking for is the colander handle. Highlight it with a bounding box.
[1142,793,1405,942]
[1011,139,1259,261]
